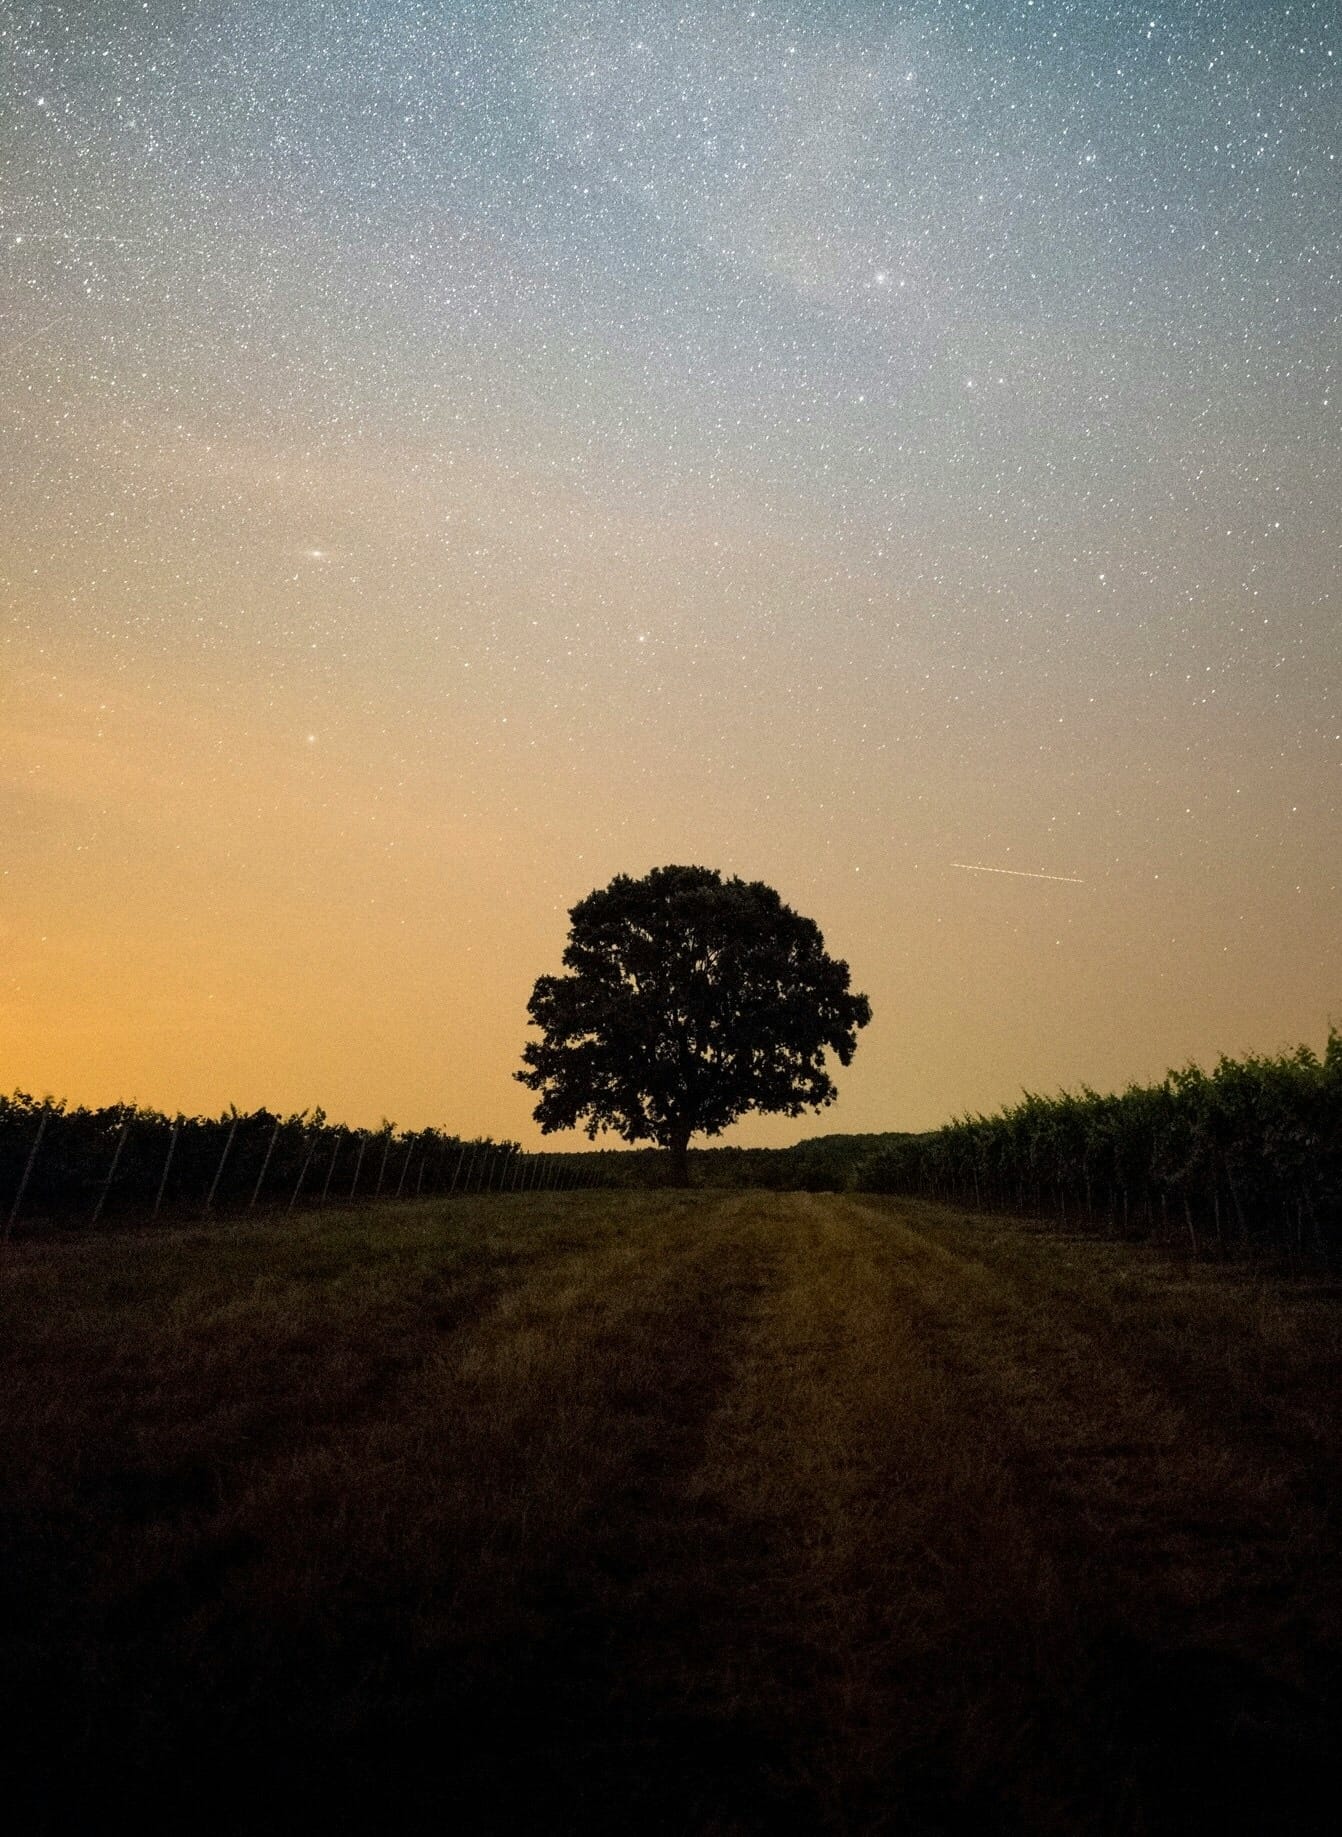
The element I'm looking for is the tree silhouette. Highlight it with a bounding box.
[517,865,872,1184]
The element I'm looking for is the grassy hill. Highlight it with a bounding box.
[2,1190,1338,1833]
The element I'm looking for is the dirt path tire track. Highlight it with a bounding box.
[9,1192,785,1834]
[674,1193,1336,1835]
[4,1190,1336,1835]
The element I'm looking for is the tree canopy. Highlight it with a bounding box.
[517,865,872,1182]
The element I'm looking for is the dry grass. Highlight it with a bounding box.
[1,1192,1337,1833]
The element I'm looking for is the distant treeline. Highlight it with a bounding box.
[856,1032,1342,1260]
[567,1134,909,1192]
[0,1097,601,1234]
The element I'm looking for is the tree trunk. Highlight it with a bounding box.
[667,1127,691,1188]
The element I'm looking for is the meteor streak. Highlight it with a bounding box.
[0,316,66,362]
[951,862,1085,885]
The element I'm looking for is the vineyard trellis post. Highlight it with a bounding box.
[289,1128,318,1211]
[250,1116,282,1209]
[204,1114,240,1215]
[5,1106,50,1240]
[90,1118,130,1225]
[395,1140,413,1199]
[320,1128,343,1205]
[349,1132,368,1198]
[154,1116,181,1218]
[374,1128,393,1199]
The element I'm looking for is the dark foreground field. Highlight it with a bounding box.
[2,1193,1338,1834]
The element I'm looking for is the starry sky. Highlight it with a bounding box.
[3,1,1338,1146]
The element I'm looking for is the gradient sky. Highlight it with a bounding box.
[3,1,1338,1147]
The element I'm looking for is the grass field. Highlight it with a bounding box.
[2,1191,1338,1834]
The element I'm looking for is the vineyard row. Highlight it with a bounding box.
[1,1097,602,1236]
[856,1030,1342,1260]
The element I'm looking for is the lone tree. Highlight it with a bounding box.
[517,865,872,1185]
